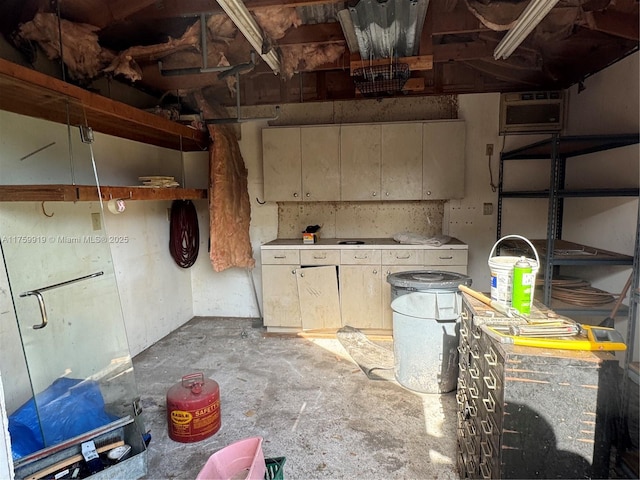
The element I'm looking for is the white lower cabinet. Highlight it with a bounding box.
[297,266,341,330]
[262,264,302,328]
[261,244,468,332]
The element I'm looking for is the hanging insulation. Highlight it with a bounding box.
[169,200,200,268]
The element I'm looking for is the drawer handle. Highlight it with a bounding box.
[274,255,286,259]
[480,419,493,435]
[439,255,454,260]
[483,392,496,413]
[293,192,299,197]
[395,254,411,259]
[468,386,479,399]
[480,461,491,479]
[481,440,493,458]
[354,254,369,259]
[484,347,498,366]
[483,370,497,390]
[313,254,326,259]
[465,421,477,437]
[464,437,475,455]
[466,402,477,418]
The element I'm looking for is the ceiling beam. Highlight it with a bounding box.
[590,10,639,41]
[433,40,498,62]
[279,23,345,46]
[129,0,344,20]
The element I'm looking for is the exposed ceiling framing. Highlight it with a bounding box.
[0,0,637,110]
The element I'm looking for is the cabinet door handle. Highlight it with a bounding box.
[425,190,432,196]
[372,269,378,275]
[305,192,310,197]
[439,256,454,260]
[372,192,377,197]
[385,192,389,196]
[293,192,299,197]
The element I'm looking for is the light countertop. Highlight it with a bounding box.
[261,237,468,250]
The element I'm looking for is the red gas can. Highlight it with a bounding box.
[166,373,221,443]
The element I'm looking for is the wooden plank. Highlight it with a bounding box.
[0,185,78,202]
[350,55,433,74]
[77,186,208,201]
[279,23,345,46]
[0,185,207,202]
[0,58,209,151]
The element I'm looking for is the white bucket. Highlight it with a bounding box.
[488,235,540,308]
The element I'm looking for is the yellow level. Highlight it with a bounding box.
[482,324,626,351]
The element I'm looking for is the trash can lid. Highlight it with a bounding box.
[386,270,472,291]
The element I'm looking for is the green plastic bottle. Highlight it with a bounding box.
[512,256,534,315]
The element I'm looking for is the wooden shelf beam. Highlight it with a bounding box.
[0,58,209,152]
[0,185,207,202]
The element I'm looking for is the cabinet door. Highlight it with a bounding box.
[340,124,381,200]
[301,126,340,201]
[297,266,342,330]
[423,120,466,199]
[381,123,423,200]
[263,127,302,201]
[262,265,301,327]
[340,265,382,329]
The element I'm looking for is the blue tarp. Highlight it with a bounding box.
[8,377,119,460]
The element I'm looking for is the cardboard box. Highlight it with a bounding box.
[302,232,319,244]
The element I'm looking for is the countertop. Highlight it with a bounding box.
[261,237,468,250]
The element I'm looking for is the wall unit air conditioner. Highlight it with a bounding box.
[499,91,566,134]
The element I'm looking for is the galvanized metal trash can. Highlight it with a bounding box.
[387,271,472,394]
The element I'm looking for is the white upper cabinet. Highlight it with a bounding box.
[301,125,340,201]
[422,120,466,199]
[263,127,302,201]
[263,120,466,202]
[340,124,382,200]
[381,122,423,200]
[263,126,341,202]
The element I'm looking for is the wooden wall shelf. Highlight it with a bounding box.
[0,185,207,202]
[0,58,209,152]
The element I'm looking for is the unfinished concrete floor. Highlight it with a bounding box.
[134,317,459,480]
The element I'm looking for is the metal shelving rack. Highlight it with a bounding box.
[497,133,639,316]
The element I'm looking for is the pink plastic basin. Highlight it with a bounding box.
[196,436,266,480]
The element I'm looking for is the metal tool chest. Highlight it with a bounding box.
[456,294,618,479]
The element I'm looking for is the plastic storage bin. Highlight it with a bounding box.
[387,270,471,393]
[196,436,266,480]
